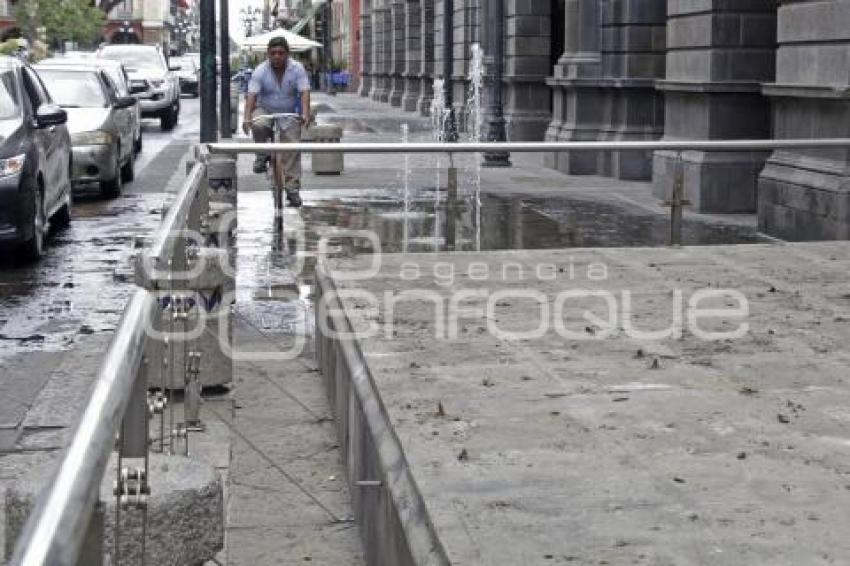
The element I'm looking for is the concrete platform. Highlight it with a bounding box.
[321,241,850,565]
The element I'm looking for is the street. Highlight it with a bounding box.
[0,95,200,447]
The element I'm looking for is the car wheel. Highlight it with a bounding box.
[161,109,176,131]
[20,181,46,261]
[100,149,123,198]
[121,147,135,183]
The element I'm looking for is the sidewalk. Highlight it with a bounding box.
[300,94,850,565]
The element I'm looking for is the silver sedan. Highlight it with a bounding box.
[34,64,137,197]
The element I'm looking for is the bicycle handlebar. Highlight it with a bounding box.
[251,113,304,124]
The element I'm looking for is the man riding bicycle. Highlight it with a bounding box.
[242,36,311,208]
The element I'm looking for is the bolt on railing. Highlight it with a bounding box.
[10,146,238,566]
[210,137,850,246]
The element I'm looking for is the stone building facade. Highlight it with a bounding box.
[355,0,850,241]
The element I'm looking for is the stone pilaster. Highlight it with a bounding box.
[388,0,406,106]
[545,0,603,173]
[417,0,435,115]
[758,0,850,240]
[369,2,387,101]
[596,0,667,181]
[504,0,553,141]
[359,1,373,97]
[380,2,394,102]
[653,0,777,213]
[402,0,422,112]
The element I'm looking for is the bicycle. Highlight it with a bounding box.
[250,112,305,222]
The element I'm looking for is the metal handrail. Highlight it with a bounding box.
[208,138,850,154]
[148,161,206,265]
[10,291,156,566]
[10,159,210,566]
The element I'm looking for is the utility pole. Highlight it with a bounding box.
[483,0,510,166]
[200,0,217,142]
[219,0,231,137]
[441,0,457,142]
[324,1,335,95]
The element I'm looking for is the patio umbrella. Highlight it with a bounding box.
[240,27,322,53]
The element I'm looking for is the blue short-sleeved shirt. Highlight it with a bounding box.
[248,59,310,114]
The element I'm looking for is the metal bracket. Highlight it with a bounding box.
[113,467,150,509]
[147,391,167,416]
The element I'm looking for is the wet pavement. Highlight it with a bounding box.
[0,91,783,564]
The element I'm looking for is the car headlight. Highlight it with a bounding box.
[71,131,114,146]
[0,154,25,178]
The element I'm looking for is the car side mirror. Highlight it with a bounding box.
[35,103,67,128]
[168,65,181,71]
[114,96,136,109]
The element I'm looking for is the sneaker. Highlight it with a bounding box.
[253,156,269,174]
[285,189,302,208]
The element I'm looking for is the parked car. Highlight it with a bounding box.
[37,57,143,154]
[34,63,137,197]
[0,56,72,260]
[170,56,199,97]
[95,44,180,131]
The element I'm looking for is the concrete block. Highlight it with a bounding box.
[5,453,223,565]
[207,156,237,206]
[304,125,345,175]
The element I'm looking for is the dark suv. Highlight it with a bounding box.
[0,57,72,260]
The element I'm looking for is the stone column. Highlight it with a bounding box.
[369,1,386,100]
[380,1,394,102]
[653,1,776,213]
[388,0,406,106]
[402,0,422,111]
[545,0,602,174]
[359,0,373,97]
[597,0,666,181]
[504,0,553,141]
[417,0,435,115]
[758,0,850,240]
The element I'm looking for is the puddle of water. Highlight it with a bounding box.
[235,189,768,343]
[285,191,767,256]
[0,193,163,362]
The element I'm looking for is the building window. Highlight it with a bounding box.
[111,0,133,19]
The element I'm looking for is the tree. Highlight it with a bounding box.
[15,0,106,48]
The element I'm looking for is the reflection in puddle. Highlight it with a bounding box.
[236,189,769,340]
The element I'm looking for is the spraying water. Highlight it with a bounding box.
[401,123,410,253]
[430,78,447,250]
[466,43,485,250]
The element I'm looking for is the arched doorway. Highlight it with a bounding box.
[110,31,141,44]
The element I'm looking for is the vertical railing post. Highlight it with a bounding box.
[666,151,689,246]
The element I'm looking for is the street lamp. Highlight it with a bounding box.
[442,0,457,142]
[240,7,262,37]
[483,0,510,167]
